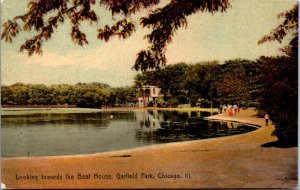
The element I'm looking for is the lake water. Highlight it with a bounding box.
[1,109,257,157]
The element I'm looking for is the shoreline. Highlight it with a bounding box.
[1,123,259,160]
[1,109,297,188]
[2,106,218,110]
[2,107,254,159]
[1,106,218,116]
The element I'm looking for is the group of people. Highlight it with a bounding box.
[101,105,113,109]
[219,104,239,116]
[219,103,270,126]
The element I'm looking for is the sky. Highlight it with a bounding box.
[1,0,297,87]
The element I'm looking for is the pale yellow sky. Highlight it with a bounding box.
[1,0,297,87]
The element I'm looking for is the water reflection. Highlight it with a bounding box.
[136,110,256,144]
[1,110,256,157]
[2,111,137,128]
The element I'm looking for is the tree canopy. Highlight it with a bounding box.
[1,0,230,71]
[134,59,257,107]
[1,83,137,108]
[256,3,298,145]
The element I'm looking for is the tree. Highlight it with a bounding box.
[214,59,256,107]
[1,86,14,105]
[256,56,297,145]
[258,3,298,55]
[0,82,117,107]
[257,3,298,145]
[134,63,189,105]
[1,83,30,105]
[155,63,188,98]
[113,86,137,105]
[1,0,230,71]
[133,60,258,108]
[185,61,221,107]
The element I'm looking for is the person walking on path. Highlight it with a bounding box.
[233,104,238,115]
[264,114,270,126]
[227,105,234,116]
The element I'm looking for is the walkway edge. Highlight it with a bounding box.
[204,114,262,128]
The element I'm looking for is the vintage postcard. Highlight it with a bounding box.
[1,0,298,189]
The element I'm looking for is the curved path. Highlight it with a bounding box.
[1,109,297,188]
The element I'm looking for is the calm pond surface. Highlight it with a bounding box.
[1,109,257,157]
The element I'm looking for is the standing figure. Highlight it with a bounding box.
[227,104,232,116]
[264,114,270,126]
[233,104,238,115]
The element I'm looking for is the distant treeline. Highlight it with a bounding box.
[1,82,136,108]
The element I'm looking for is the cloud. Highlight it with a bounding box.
[1,0,296,86]
[1,27,150,86]
[10,28,150,71]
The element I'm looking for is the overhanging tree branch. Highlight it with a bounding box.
[2,0,231,71]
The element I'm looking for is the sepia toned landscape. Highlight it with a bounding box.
[1,0,298,189]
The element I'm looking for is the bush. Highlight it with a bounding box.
[272,117,297,145]
[165,97,178,108]
[157,99,165,108]
[256,56,297,146]
[147,101,154,107]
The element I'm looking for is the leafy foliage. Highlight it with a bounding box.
[135,0,230,70]
[257,3,298,145]
[215,59,257,106]
[1,20,21,43]
[185,61,221,106]
[134,60,257,107]
[135,63,189,105]
[1,0,230,70]
[1,83,137,108]
[97,19,136,41]
[258,3,298,45]
[256,56,297,145]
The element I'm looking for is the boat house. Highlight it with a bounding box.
[138,85,163,107]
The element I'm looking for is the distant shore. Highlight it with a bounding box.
[1,104,76,108]
[1,106,219,115]
[2,105,218,110]
[1,109,297,188]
